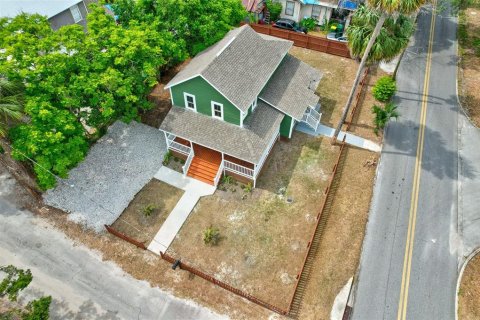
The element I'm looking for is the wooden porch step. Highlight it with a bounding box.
[187,172,215,185]
[189,162,219,175]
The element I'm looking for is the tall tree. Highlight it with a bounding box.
[332,0,426,141]
[112,0,247,56]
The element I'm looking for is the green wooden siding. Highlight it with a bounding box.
[280,115,293,138]
[170,76,241,125]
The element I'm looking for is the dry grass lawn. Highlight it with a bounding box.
[459,253,480,320]
[289,46,358,128]
[168,133,339,309]
[111,179,184,243]
[458,3,480,126]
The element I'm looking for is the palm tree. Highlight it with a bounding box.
[347,7,414,62]
[373,102,400,135]
[332,0,426,141]
[0,77,24,137]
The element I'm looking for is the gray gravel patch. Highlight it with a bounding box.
[44,121,166,232]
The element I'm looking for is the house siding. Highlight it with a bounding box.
[170,76,241,126]
[280,114,293,137]
[49,0,89,31]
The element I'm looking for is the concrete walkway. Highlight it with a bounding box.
[296,122,381,152]
[148,167,216,254]
[458,112,480,258]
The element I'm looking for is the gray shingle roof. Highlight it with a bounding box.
[159,101,284,164]
[165,25,293,113]
[259,54,322,120]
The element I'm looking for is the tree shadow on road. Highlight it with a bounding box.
[51,298,122,320]
[383,119,476,180]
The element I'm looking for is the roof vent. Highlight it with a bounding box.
[216,37,236,57]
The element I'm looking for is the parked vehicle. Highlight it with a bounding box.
[327,32,348,43]
[273,18,307,34]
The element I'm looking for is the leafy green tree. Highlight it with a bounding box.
[266,0,283,22]
[0,265,33,301]
[112,0,246,56]
[372,102,399,134]
[333,0,426,141]
[1,5,182,189]
[0,77,24,137]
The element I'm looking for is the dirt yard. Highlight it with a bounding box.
[289,46,358,128]
[459,252,480,320]
[168,133,339,309]
[111,179,184,243]
[458,0,480,126]
[5,46,382,319]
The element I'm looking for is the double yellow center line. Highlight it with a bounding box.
[396,2,437,319]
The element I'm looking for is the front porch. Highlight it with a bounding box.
[164,131,279,188]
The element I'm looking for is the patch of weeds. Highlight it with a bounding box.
[141,204,156,217]
[203,226,220,246]
[221,175,234,185]
[162,151,172,165]
[0,145,4,154]
[473,38,480,56]
[242,182,253,193]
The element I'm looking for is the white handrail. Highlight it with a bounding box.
[224,160,254,178]
[214,161,224,186]
[254,131,279,178]
[182,150,194,176]
[169,141,191,155]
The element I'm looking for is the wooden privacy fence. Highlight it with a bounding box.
[104,224,147,250]
[160,251,290,316]
[245,23,351,59]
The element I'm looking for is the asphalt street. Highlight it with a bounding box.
[352,4,462,320]
[0,197,226,320]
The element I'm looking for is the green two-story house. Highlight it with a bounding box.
[160,25,322,187]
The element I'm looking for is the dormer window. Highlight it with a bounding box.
[211,101,224,120]
[184,93,196,111]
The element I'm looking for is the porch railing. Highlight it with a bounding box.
[254,131,279,178]
[224,160,255,178]
[182,150,194,176]
[302,106,321,131]
[214,161,224,186]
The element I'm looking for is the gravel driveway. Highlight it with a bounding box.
[44,121,166,231]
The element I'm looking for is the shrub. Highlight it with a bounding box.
[142,204,156,217]
[203,226,220,245]
[23,296,52,320]
[300,17,317,31]
[162,151,172,165]
[266,0,282,22]
[372,102,399,135]
[372,76,397,102]
[221,175,234,185]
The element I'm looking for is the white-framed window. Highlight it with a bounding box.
[184,93,196,111]
[70,4,83,23]
[311,5,321,20]
[285,1,295,16]
[211,101,224,120]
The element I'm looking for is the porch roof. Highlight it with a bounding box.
[159,101,284,164]
[259,54,322,121]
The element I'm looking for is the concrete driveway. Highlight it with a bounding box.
[0,199,226,320]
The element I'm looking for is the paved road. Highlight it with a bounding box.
[0,198,226,320]
[352,4,463,320]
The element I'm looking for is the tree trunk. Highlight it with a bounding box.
[332,12,388,143]
[393,46,407,80]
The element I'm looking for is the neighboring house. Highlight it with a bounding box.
[0,0,97,30]
[275,0,339,24]
[161,25,322,187]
